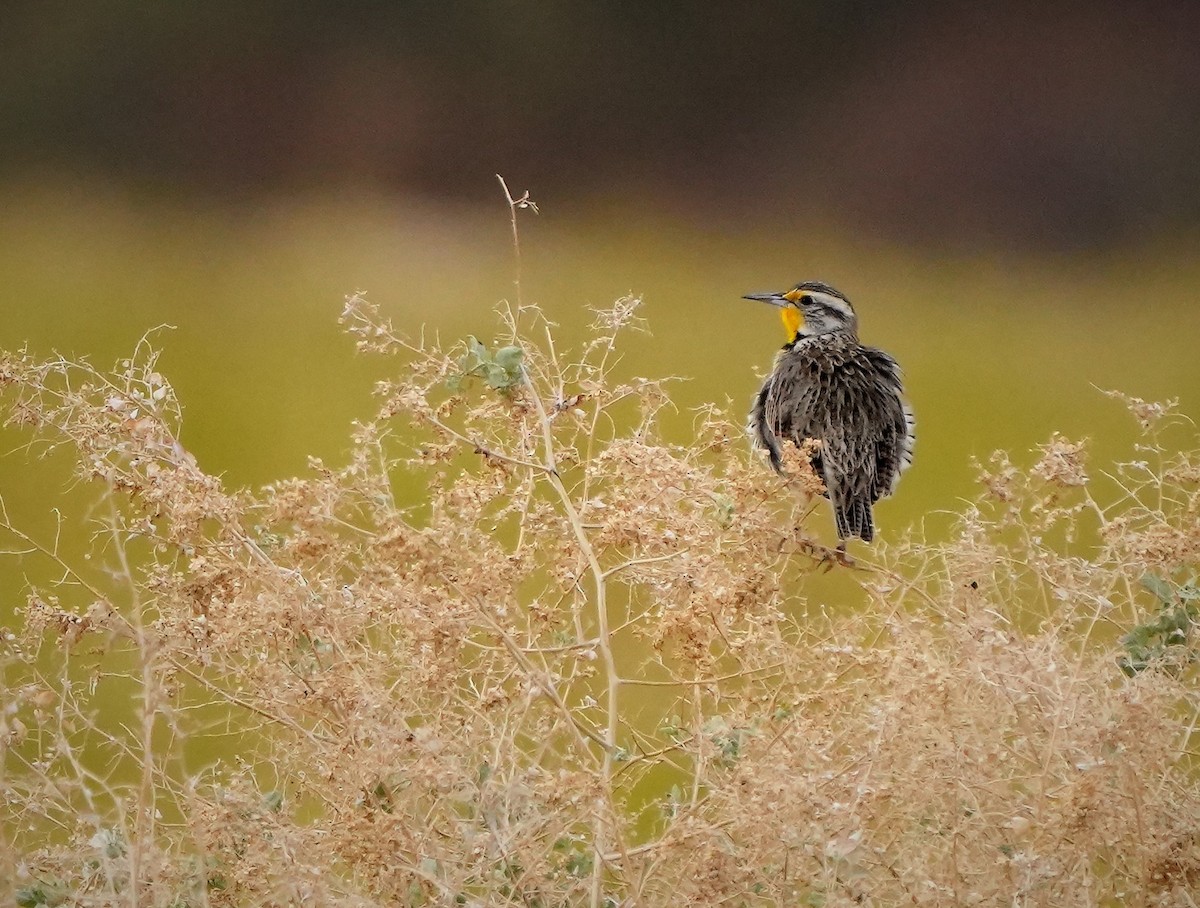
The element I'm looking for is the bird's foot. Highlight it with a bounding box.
[816,541,856,571]
[831,542,856,570]
[796,537,856,570]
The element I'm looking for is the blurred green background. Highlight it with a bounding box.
[3,1,1200,602]
[3,2,1200,841]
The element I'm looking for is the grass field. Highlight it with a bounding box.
[4,182,1197,489]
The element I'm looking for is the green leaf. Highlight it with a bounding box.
[711,493,735,527]
[466,335,489,360]
[485,363,512,389]
[1140,573,1175,606]
[448,336,525,394]
[494,345,524,372]
[565,850,594,877]
[1120,583,1199,676]
[89,828,127,859]
[454,335,492,380]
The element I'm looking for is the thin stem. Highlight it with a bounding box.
[105,497,154,908]
[496,174,537,310]
[474,604,608,754]
[424,410,556,475]
[523,368,627,903]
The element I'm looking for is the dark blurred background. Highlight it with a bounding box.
[6,0,1200,246]
[2,0,1199,545]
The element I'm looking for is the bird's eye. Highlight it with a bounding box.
[796,295,809,305]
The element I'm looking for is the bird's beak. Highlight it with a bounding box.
[742,292,788,307]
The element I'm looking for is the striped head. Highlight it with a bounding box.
[743,281,858,344]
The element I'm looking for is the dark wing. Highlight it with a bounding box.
[820,347,912,541]
[750,354,824,477]
[750,380,785,472]
[862,347,913,502]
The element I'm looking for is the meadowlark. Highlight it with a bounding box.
[746,281,914,545]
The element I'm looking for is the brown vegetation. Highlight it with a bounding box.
[2,293,1198,906]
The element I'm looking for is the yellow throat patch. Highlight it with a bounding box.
[781,305,803,343]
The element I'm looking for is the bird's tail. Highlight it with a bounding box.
[834,497,874,542]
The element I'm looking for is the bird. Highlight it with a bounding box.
[745,281,914,546]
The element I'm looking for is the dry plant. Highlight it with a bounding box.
[1,207,1199,906]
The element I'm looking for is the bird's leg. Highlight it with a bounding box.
[833,540,856,569]
[795,536,856,571]
[816,541,855,571]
